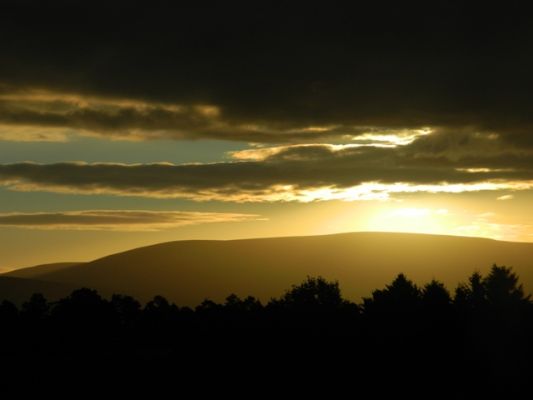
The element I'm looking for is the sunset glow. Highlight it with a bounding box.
[0,2,532,272]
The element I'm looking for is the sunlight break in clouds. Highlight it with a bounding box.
[2,179,533,203]
[229,144,366,161]
[229,128,433,161]
[350,127,432,146]
[0,210,262,231]
[287,181,533,203]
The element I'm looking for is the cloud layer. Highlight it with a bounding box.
[0,136,531,202]
[0,210,261,231]
[0,89,434,144]
[0,3,532,147]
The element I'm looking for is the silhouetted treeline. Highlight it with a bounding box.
[1,264,532,398]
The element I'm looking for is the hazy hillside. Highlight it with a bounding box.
[5,262,84,280]
[4,232,533,306]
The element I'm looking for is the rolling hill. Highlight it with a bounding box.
[2,232,533,306]
[4,262,84,280]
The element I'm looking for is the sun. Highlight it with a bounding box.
[364,207,452,235]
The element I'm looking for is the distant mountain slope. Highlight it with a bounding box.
[6,232,532,306]
[4,262,84,279]
[0,276,78,305]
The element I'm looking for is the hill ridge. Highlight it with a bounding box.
[2,231,532,306]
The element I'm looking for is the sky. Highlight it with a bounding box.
[1,1,533,269]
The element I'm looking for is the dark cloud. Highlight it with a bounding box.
[0,2,532,145]
[0,141,531,201]
[0,210,260,230]
[0,91,374,143]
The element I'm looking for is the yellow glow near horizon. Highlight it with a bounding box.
[353,205,533,242]
[363,207,452,236]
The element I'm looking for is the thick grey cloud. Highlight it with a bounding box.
[0,210,261,230]
[0,2,532,146]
